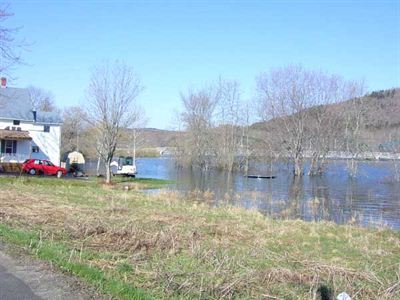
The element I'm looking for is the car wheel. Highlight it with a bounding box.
[56,170,63,178]
[28,168,36,175]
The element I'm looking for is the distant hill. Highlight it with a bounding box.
[333,88,400,148]
[139,128,183,147]
[345,89,400,129]
[251,88,400,150]
[119,128,183,150]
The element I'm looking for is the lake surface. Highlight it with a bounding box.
[91,157,400,230]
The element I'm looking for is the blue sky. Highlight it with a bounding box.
[7,0,400,129]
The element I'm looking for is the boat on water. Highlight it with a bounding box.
[245,175,276,179]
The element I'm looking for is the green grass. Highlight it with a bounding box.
[0,224,151,300]
[0,175,173,190]
[0,177,399,299]
[110,177,175,189]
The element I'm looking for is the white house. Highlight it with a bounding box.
[0,80,62,166]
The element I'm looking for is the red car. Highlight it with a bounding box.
[22,159,67,178]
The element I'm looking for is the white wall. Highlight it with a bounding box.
[0,119,61,166]
[30,124,61,165]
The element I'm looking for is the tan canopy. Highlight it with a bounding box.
[67,151,85,164]
[0,129,32,140]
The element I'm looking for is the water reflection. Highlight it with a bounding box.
[88,157,400,230]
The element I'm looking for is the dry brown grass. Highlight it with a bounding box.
[0,177,399,299]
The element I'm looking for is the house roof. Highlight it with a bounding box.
[0,87,62,123]
[0,129,32,140]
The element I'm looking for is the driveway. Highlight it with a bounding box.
[0,243,101,300]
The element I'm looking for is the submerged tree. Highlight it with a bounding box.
[180,86,218,170]
[306,80,365,176]
[214,79,244,172]
[179,78,248,171]
[338,84,367,177]
[86,61,143,183]
[256,65,364,176]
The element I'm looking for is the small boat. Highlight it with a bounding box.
[246,175,276,179]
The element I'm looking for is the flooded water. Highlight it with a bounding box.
[90,157,400,230]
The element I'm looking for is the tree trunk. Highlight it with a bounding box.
[308,153,324,176]
[393,160,400,182]
[294,157,303,177]
[105,159,112,184]
[347,158,358,178]
[308,155,318,176]
[96,155,101,176]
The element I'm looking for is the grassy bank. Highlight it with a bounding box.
[107,177,175,189]
[0,177,399,299]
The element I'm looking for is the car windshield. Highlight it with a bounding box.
[45,161,54,166]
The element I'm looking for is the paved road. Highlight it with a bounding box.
[0,262,41,300]
[0,243,101,300]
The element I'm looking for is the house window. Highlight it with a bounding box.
[44,125,50,132]
[32,146,40,153]
[13,120,20,125]
[1,140,17,154]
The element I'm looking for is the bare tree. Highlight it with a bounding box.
[180,86,218,170]
[61,106,94,155]
[386,136,400,182]
[306,104,341,175]
[214,78,243,172]
[256,65,364,176]
[337,83,367,177]
[28,86,56,112]
[86,61,143,183]
[256,65,314,176]
[307,80,365,175]
[0,4,24,76]
[239,101,255,174]
[178,79,254,172]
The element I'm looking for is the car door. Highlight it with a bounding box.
[33,160,44,173]
[42,161,56,175]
